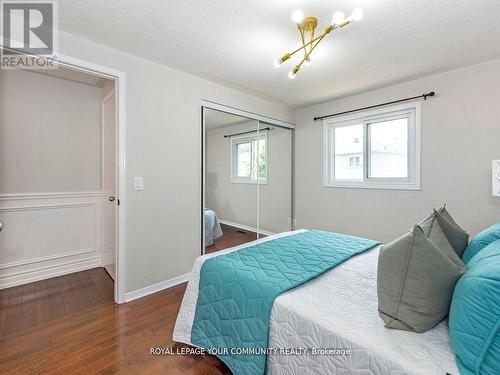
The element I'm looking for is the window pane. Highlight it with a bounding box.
[334,124,364,180]
[257,139,267,179]
[236,142,251,177]
[369,118,408,178]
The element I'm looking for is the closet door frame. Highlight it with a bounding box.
[200,100,295,255]
[0,49,127,303]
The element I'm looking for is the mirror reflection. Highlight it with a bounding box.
[203,108,293,254]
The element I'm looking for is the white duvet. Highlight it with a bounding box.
[173,230,459,375]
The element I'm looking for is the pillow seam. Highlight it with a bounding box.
[391,229,417,327]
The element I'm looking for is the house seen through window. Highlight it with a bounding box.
[324,102,420,190]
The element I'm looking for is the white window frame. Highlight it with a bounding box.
[230,132,268,184]
[323,101,421,190]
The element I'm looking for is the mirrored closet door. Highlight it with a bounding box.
[204,109,258,253]
[202,106,293,255]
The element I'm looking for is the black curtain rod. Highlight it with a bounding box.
[224,127,271,138]
[313,92,435,121]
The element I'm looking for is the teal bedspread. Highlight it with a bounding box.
[191,230,380,375]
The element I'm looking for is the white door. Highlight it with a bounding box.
[102,90,117,280]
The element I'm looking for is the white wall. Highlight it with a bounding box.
[206,122,292,234]
[294,59,500,242]
[0,70,102,193]
[56,31,293,295]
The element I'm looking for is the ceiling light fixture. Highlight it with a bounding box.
[275,8,363,79]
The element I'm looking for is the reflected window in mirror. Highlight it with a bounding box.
[231,133,268,184]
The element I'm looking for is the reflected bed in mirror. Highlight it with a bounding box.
[204,208,223,247]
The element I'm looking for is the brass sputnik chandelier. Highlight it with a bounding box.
[274,8,363,79]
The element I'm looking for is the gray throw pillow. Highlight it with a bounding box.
[377,225,466,333]
[419,205,469,258]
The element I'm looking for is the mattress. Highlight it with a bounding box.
[173,230,459,375]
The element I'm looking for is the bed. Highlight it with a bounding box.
[204,209,223,246]
[173,230,459,375]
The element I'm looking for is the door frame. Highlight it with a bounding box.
[55,54,127,304]
[57,54,126,304]
[101,88,117,282]
[0,47,128,303]
[200,100,295,255]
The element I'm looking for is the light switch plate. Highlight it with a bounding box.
[134,177,144,191]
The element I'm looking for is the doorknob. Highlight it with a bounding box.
[0,220,3,232]
[109,196,116,202]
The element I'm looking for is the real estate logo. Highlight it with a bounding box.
[1,0,58,69]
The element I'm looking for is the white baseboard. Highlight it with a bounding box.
[124,273,190,303]
[219,219,275,236]
[0,255,102,290]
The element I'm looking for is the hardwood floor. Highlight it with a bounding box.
[0,268,230,374]
[205,224,258,254]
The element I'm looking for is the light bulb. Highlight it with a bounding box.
[288,70,297,79]
[331,11,345,26]
[291,9,304,24]
[348,8,363,22]
[274,59,282,68]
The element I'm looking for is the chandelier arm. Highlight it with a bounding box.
[287,31,327,58]
[296,23,340,69]
[297,32,327,69]
[278,22,345,67]
[299,27,308,59]
[288,23,340,58]
[309,28,315,59]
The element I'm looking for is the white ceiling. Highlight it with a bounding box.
[58,0,500,107]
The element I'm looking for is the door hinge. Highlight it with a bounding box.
[117,199,120,206]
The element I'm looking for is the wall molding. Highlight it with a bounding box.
[124,273,190,303]
[219,219,275,236]
[0,202,96,213]
[0,191,102,200]
[0,194,101,290]
[0,255,102,289]
[0,247,96,270]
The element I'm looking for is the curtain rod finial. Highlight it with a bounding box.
[424,91,435,100]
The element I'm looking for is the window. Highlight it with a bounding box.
[231,133,267,184]
[323,102,420,190]
[348,155,361,168]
